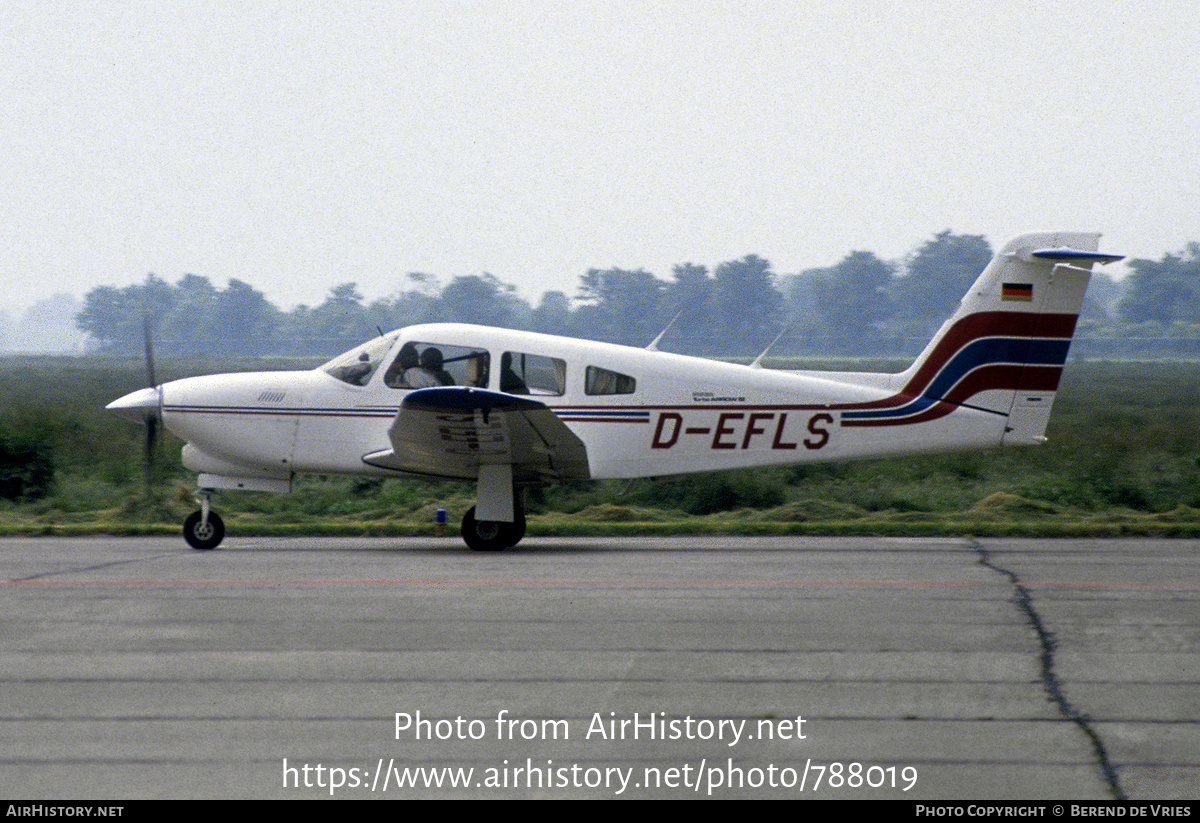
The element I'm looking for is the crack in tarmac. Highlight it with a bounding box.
[972,538,1127,800]
[5,553,179,583]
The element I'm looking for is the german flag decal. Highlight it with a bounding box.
[1001,283,1033,302]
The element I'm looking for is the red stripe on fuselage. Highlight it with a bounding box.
[829,312,1077,413]
[840,364,1064,427]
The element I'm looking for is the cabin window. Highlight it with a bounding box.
[321,333,398,386]
[383,342,490,389]
[500,352,566,396]
[585,365,636,395]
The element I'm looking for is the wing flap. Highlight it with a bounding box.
[362,387,590,482]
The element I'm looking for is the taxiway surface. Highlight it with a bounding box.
[2,535,1196,799]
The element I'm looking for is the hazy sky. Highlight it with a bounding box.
[3,1,1197,316]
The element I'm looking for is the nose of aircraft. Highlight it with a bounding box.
[106,386,162,423]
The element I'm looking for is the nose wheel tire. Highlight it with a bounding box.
[461,505,525,551]
[183,510,225,550]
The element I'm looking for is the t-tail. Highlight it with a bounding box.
[836,232,1123,448]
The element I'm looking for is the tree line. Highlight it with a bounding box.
[73,232,1200,359]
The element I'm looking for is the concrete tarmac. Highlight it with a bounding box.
[1,535,1197,800]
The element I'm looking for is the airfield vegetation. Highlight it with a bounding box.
[3,356,1200,539]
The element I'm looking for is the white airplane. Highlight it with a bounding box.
[107,232,1121,551]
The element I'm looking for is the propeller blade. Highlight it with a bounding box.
[141,297,159,498]
[143,311,157,389]
[144,415,158,496]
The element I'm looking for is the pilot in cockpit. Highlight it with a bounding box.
[383,342,420,388]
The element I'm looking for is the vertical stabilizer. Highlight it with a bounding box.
[842,233,1121,445]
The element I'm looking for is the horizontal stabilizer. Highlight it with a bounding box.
[1026,248,1125,265]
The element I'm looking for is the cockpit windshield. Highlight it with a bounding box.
[320,333,399,386]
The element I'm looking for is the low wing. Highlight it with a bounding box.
[362,387,590,483]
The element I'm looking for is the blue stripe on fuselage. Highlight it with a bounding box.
[842,337,1069,421]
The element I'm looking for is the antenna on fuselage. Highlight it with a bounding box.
[645,311,682,351]
[749,323,791,369]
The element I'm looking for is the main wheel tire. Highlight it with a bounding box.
[461,505,525,552]
[183,510,225,550]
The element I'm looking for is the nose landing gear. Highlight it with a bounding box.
[183,490,225,550]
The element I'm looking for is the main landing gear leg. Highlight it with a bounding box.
[184,489,225,550]
[462,467,525,551]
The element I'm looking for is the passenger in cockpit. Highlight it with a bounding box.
[499,352,529,394]
[406,347,454,387]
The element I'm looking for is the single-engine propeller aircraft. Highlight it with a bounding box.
[108,232,1122,551]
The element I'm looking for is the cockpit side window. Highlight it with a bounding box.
[383,342,490,389]
[585,365,636,395]
[500,351,566,396]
